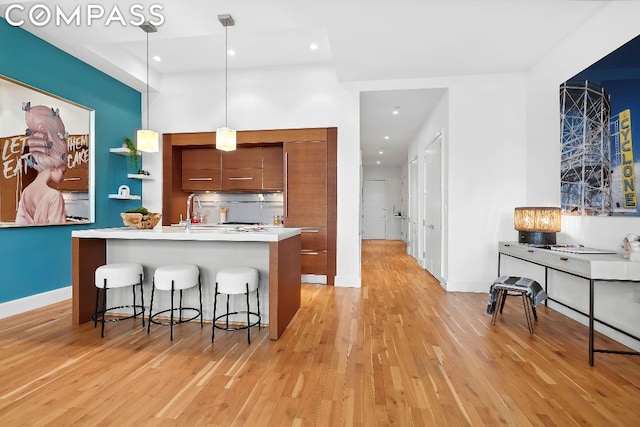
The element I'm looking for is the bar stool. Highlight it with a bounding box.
[93,262,145,338]
[212,267,261,344]
[147,264,203,341]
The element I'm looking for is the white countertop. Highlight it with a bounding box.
[72,225,301,242]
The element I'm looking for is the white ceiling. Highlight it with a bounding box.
[0,0,610,165]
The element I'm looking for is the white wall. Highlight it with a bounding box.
[362,165,403,240]
[144,64,361,287]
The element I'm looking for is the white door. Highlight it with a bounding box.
[408,157,419,258]
[362,180,387,239]
[423,133,443,281]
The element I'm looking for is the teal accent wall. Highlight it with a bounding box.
[0,18,142,303]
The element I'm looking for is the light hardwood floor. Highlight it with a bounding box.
[0,240,639,426]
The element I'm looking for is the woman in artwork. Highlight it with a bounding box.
[15,103,69,225]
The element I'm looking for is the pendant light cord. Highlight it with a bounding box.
[225,24,228,128]
[146,30,150,129]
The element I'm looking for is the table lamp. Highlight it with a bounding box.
[514,207,561,245]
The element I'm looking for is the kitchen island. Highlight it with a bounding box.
[72,226,301,340]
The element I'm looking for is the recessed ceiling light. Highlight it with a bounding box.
[379,150,383,154]
[152,55,161,62]
[392,108,399,115]
[376,161,381,164]
[384,136,390,140]
[310,43,319,50]
[227,49,236,56]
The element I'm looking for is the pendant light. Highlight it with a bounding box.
[216,14,236,152]
[136,21,159,153]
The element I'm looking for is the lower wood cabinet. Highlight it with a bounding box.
[301,250,327,275]
[300,228,327,250]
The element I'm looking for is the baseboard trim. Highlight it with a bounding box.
[0,287,71,320]
[301,274,327,285]
[334,275,361,288]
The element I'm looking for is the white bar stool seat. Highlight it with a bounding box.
[212,267,261,344]
[147,264,203,340]
[93,262,145,338]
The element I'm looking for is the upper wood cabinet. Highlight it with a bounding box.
[181,148,221,191]
[221,147,263,190]
[284,140,328,227]
[262,146,284,191]
[179,145,284,192]
[222,147,262,169]
[221,168,263,191]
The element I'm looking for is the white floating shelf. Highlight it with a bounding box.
[110,147,140,156]
[108,194,141,200]
[127,173,155,180]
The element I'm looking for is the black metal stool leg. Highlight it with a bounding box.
[100,279,108,338]
[147,280,156,334]
[198,278,203,328]
[94,287,100,328]
[246,283,251,345]
[212,283,218,343]
[139,273,145,327]
[131,283,137,324]
[170,281,175,341]
[256,285,261,330]
[226,295,230,329]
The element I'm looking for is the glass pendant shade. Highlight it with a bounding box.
[137,22,159,153]
[136,129,159,152]
[217,14,236,152]
[216,127,236,151]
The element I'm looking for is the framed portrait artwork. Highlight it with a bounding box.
[0,74,95,227]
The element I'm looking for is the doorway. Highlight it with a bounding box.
[422,132,444,282]
[408,157,419,259]
[362,180,387,239]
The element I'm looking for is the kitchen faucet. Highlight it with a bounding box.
[185,193,201,230]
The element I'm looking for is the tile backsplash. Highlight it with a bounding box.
[189,192,284,225]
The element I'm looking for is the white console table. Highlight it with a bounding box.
[498,241,640,366]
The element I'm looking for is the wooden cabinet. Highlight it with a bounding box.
[221,147,262,190]
[300,227,328,275]
[284,141,327,226]
[163,128,336,285]
[181,148,221,191]
[222,147,262,169]
[284,131,337,285]
[221,168,263,190]
[262,146,284,190]
[179,145,284,192]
